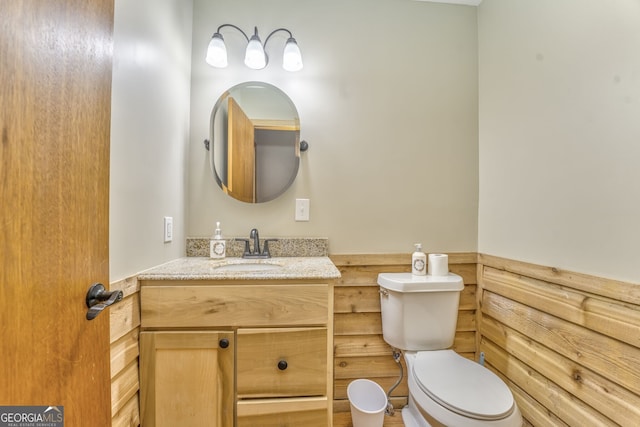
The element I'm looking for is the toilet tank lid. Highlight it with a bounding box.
[378,272,463,292]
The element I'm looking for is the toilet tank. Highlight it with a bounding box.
[378,272,464,351]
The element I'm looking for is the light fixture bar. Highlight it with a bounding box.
[205,25,303,72]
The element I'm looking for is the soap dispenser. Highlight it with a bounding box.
[210,221,226,259]
[412,243,426,276]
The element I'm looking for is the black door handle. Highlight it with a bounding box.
[85,283,123,320]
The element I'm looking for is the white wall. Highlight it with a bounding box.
[478,0,640,282]
[108,0,639,283]
[188,0,479,255]
[109,0,193,281]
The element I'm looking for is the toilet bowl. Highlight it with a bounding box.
[377,272,522,427]
[402,351,521,427]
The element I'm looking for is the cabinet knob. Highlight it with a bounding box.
[219,338,229,349]
[277,360,288,370]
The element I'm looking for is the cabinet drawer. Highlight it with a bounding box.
[237,397,328,427]
[237,328,327,398]
[141,284,329,328]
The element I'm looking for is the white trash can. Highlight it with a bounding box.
[347,379,387,427]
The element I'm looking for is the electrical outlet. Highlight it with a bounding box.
[164,217,173,242]
[295,199,310,221]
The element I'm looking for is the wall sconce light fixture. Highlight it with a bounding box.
[206,24,303,72]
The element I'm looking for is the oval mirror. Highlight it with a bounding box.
[209,82,301,203]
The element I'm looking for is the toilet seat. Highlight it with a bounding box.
[413,350,514,421]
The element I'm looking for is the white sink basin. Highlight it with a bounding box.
[213,261,283,272]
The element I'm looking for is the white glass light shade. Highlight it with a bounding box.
[206,33,228,68]
[282,37,303,72]
[244,34,266,69]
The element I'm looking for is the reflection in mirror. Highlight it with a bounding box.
[210,82,300,203]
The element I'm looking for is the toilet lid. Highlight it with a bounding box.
[413,351,514,420]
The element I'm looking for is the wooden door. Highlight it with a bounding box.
[0,1,114,426]
[140,331,235,427]
[227,97,256,203]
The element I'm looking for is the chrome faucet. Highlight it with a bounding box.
[241,228,278,259]
[250,228,261,255]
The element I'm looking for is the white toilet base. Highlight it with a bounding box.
[402,396,431,427]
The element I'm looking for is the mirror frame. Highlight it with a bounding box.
[209,81,301,203]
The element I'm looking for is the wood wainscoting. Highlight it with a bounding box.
[329,253,479,416]
[110,276,141,427]
[478,254,640,426]
[106,253,640,427]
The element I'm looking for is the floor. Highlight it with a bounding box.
[334,410,406,426]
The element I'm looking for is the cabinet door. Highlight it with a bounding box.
[140,331,234,427]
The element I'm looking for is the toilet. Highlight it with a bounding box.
[378,272,522,427]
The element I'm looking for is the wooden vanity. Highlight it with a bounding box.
[138,257,340,427]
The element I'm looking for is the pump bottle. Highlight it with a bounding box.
[210,221,226,259]
[412,243,426,276]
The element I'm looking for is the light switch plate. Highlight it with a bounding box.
[164,216,173,242]
[295,199,310,221]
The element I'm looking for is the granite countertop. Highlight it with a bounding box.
[138,256,341,281]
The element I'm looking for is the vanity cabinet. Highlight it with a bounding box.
[139,280,333,427]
